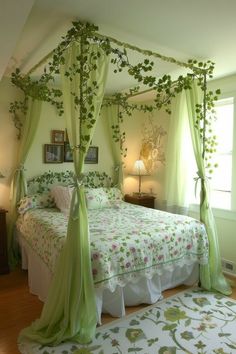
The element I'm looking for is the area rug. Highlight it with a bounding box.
[18,288,236,354]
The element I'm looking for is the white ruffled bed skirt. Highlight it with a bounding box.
[19,235,199,324]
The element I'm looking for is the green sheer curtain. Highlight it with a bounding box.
[185,82,231,295]
[8,98,42,268]
[165,92,193,215]
[102,104,124,188]
[18,42,110,345]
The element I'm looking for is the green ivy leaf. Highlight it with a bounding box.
[225,343,236,350]
[184,318,191,327]
[162,323,177,331]
[164,307,187,322]
[129,319,140,326]
[193,297,211,307]
[218,333,231,337]
[159,346,177,354]
[125,328,146,343]
[110,327,120,334]
[225,301,236,307]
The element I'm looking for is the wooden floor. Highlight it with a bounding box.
[0,268,235,354]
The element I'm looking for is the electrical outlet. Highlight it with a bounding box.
[222,258,235,274]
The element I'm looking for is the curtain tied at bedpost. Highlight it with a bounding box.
[15,163,26,172]
[114,164,120,172]
[10,164,27,199]
[186,81,232,295]
[70,173,85,220]
[18,42,110,346]
[193,171,210,208]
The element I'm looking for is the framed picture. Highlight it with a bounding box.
[51,130,64,144]
[63,144,98,163]
[85,146,98,164]
[64,142,73,162]
[44,144,64,163]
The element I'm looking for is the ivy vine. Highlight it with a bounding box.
[9,20,220,173]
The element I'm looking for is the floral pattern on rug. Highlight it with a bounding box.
[16,202,208,291]
[18,288,236,354]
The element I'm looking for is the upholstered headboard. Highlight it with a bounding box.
[27,170,115,196]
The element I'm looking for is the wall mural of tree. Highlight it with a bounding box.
[140,116,167,173]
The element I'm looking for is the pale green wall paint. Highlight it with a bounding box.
[0,78,21,210]
[25,101,114,179]
[190,209,236,273]
[122,104,169,205]
[25,102,65,178]
[214,217,236,267]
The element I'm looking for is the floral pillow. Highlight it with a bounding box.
[18,193,55,214]
[85,187,110,209]
[103,187,123,202]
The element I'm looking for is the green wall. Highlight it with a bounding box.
[25,101,114,178]
[122,105,169,203]
[0,78,21,210]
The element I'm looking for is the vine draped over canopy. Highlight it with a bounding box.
[9,20,231,347]
[10,21,219,167]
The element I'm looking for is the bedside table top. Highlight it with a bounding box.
[0,208,7,213]
[125,194,155,200]
[124,194,155,209]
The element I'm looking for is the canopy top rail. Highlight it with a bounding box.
[93,32,203,73]
[10,20,218,144]
[26,20,207,77]
[26,26,207,75]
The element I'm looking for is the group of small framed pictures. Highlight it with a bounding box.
[44,130,98,164]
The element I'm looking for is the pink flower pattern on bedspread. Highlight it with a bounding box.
[16,202,209,291]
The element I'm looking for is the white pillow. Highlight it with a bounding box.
[50,185,73,215]
[85,187,110,209]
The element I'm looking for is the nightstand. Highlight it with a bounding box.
[0,209,9,274]
[124,194,155,209]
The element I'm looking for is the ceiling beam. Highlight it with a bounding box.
[0,0,35,80]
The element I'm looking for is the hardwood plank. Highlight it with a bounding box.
[0,268,235,354]
[0,269,43,354]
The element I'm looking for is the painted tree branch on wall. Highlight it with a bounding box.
[140,117,167,173]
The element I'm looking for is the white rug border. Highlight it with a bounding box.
[97,286,233,331]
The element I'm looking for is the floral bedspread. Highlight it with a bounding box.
[16,202,209,291]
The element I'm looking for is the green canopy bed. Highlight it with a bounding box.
[8,21,231,346]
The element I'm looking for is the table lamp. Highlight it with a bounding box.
[132,159,148,195]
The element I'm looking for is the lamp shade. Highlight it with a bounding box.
[133,159,147,176]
